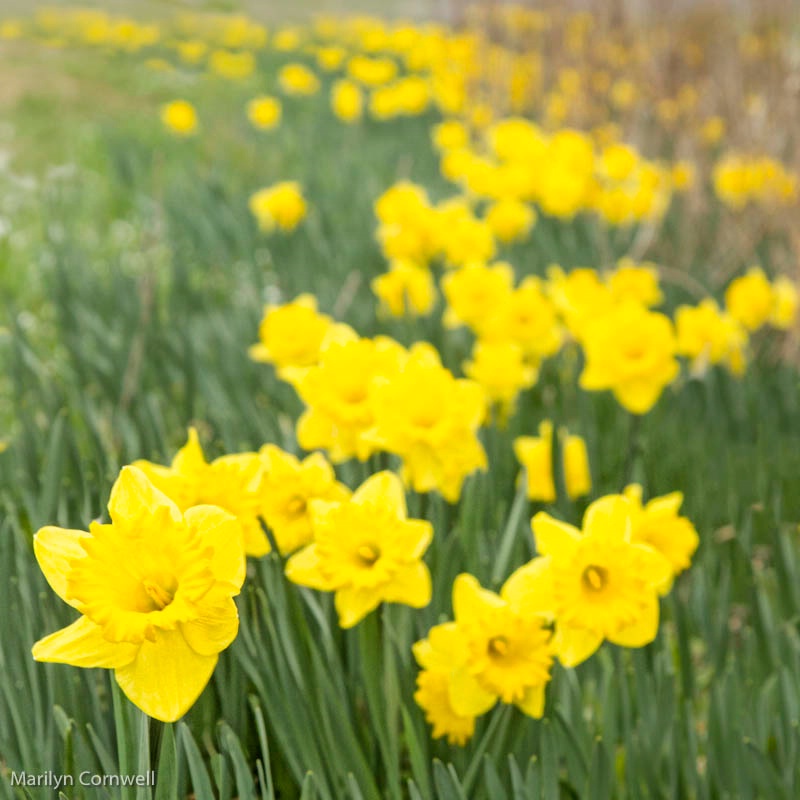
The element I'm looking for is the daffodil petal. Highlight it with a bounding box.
[501,557,555,619]
[452,573,504,623]
[33,616,138,668]
[181,596,239,656]
[108,465,182,531]
[171,427,207,475]
[241,519,271,558]
[115,628,217,723]
[646,491,684,516]
[381,562,432,608]
[607,596,659,648]
[248,343,272,363]
[335,586,382,629]
[516,684,546,718]
[582,495,632,542]
[402,519,433,560]
[33,526,88,606]
[531,513,580,559]
[352,471,407,518]
[632,543,673,591]
[285,545,338,591]
[448,666,497,717]
[184,505,246,588]
[554,625,603,668]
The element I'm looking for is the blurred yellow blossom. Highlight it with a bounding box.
[249,181,307,233]
[160,99,198,137]
[725,267,774,331]
[279,63,320,96]
[579,304,679,414]
[249,294,333,374]
[372,260,436,317]
[247,96,282,130]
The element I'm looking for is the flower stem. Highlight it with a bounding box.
[622,412,642,488]
[148,716,164,775]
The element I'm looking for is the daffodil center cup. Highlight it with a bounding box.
[356,544,381,567]
[286,495,307,517]
[488,635,509,657]
[143,576,177,611]
[581,565,608,593]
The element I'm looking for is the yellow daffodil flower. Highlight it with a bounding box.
[32,466,245,722]
[285,471,432,628]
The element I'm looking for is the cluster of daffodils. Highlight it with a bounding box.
[713,154,798,210]
[250,296,486,501]
[4,5,798,226]
[437,119,673,227]
[32,426,429,717]
[32,416,697,743]
[414,490,698,744]
[431,258,797,417]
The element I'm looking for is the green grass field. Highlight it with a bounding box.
[1,4,800,799]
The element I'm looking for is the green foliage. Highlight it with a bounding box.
[1,27,800,800]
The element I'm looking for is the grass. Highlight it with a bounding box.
[1,6,800,799]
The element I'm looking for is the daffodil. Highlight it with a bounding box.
[371,260,436,317]
[160,100,198,137]
[531,495,672,666]
[484,197,536,243]
[606,259,663,307]
[290,330,407,463]
[725,267,774,331]
[770,276,798,330]
[32,466,245,722]
[368,343,486,501]
[413,566,554,744]
[579,303,679,414]
[249,181,307,233]
[513,421,591,502]
[374,182,441,265]
[480,276,563,361]
[623,484,699,592]
[278,63,320,95]
[450,573,554,713]
[546,266,614,342]
[247,95,282,130]
[464,340,536,421]
[248,294,333,374]
[675,298,747,376]
[258,445,350,555]
[413,625,480,745]
[331,79,363,123]
[285,471,432,628]
[442,261,515,335]
[132,428,267,556]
